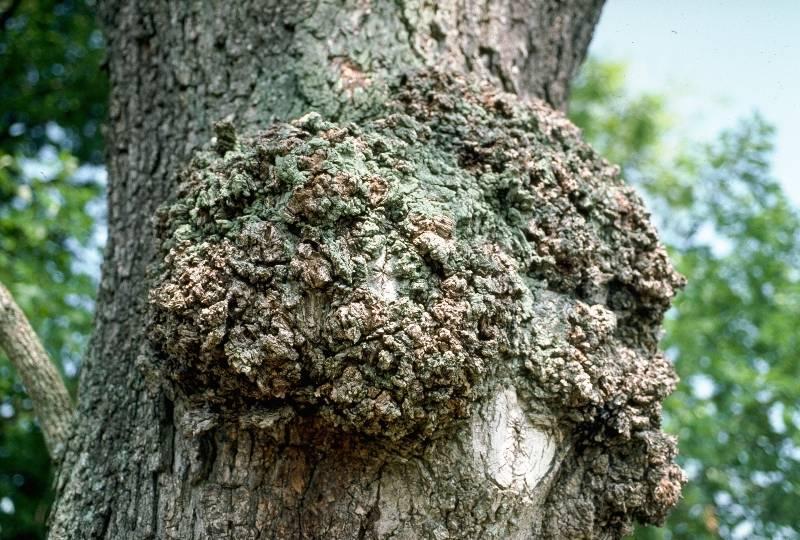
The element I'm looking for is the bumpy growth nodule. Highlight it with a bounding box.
[148,71,685,533]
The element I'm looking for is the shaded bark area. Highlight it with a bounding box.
[50,1,610,538]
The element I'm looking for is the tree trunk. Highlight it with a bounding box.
[48,1,682,538]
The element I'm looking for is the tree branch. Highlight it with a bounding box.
[0,282,74,459]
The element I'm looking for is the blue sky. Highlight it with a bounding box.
[589,0,799,204]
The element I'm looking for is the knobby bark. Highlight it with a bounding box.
[45,1,686,539]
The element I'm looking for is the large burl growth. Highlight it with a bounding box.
[148,72,685,536]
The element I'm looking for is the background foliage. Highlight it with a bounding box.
[571,60,800,540]
[0,3,797,540]
[0,0,105,537]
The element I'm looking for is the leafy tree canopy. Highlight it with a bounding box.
[0,0,106,162]
[571,59,800,540]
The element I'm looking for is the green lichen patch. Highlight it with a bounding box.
[148,88,530,442]
[148,70,685,534]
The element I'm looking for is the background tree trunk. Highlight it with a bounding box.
[48,2,624,538]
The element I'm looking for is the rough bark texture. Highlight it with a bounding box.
[46,1,686,539]
[144,72,684,538]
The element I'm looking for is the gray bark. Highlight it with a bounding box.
[45,1,685,539]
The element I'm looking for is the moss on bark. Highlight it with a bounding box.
[147,70,684,536]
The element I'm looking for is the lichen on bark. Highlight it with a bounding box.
[147,70,685,535]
